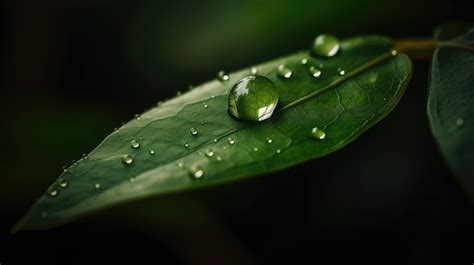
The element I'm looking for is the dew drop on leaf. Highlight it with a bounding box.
[276,149,281,154]
[122,154,134,165]
[190,127,198,136]
[217,70,229,82]
[128,177,135,183]
[149,149,155,155]
[216,156,222,161]
[94,183,101,189]
[338,68,346,76]
[267,138,273,144]
[228,75,279,121]
[309,66,322,78]
[47,188,58,197]
[277,65,292,79]
[228,137,236,145]
[301,58,308,64]
[253,147,259,152]
[130,140,140,149]
[311,34,340,57]
[190,166,204,179]
[205,149,214,157]
[311,127,326,140]
[58,178,68,188]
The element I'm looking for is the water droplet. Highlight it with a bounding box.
[456,118,464,126]
[338,68,345,76]
[276,149,281,154]
[203,103,209,108]
[390,49,398,56]
[311,127,326,140]
[177,162,184,168]
[205,149,214,157]
[211,95,216,99]
[190,166,204,179]
[311,34,340,57]
[58,178,68,188]
[253,147,259,152]
[217,70,229,81]
[277,64,292,79]
[62,166,67,172]
[228,138,236,145]
[267,138,273,144]
[250,66,258,74]
[130,139,140,149]
[184,143,190,148]
[213,139,218,143]
[41,211,48,218]
[190,127,198,136]
[216,156,222,161]
[228,75,279,121]
[309,66,322,78]
[122,154,134,165]
[149,149,155,155]
[94,183,101,189]
[139,136,144,140]
[128,177,135,183]
[48,188,58,197]
[301,58,308,64]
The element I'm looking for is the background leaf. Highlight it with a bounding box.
[14,35,412,231]
[428,26,474,202]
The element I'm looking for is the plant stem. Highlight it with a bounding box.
[394,38,437,60]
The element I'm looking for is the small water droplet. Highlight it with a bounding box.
[250,66,258,74]
[134,114,141,121]
[190,127,198,136]
[94,183,101,189]
[204,149,214,157]
[184,143,190,148]
[211,95,216,99]
[213,139,218,143]
[253,147,259,152]
[48,188,58,197]
[277,64,292,79]
[228,75,279,121]
[301,58,308,64]
[228,138,236,145]
[338,68,345,76]
[276,149,281,154]
[203,103,209,108]
[312,34,340,57]
[130,140,140,149]
[149,149,155,155]
[390,49,398,56]
[58,178,68,188]
[309,66,322,78]
[201,120,206,125]
[267,138,273,144]
[190,166,204,179]
[311,127,326,140]
[122,154,134,165]
[456,118,464,126]
[217,70,229,81]
[128,177,135,183]
[216,156,222,161]
[177,162,184,168]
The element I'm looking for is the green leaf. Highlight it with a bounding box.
[428,26,474,201]
[14,35,412,231]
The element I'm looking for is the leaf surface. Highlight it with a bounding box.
[14,35,412,231]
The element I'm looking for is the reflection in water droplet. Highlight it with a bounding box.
[228,75,279,121]
[218,70,229,81]
[228,138,236,145]
[94,183,101,189]
[309,66,322,78]
[301,58,308,64]
[253,147,259,152]
[190,166,204,179]
[122,154,134,165]
[312,34,340,57]
[149,149,155,155]
[41,211,48,218]
[205,149,214,157]
[58,178,68,188]
[338,68,345,76]
[277,65,292,79]
[456,118,464,126]
[190,127,198,136]
[311,127,326,140]
[48,188,58,197]
[250,66,258,74]
[130,140,140,149]
[211,95,216,99]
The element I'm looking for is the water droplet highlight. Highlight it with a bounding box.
[190,127,198,136]
[338,68,345,76]
[253,147,259,151]
[58,178,68,188]
[228,138,236,145]
[149,149,155,155]
[190,166,204,179]
[184,143,190,148]
[48,188,58,197]
[309,66,322,78]
[228,75,279,121]
[311,34,340,57]
[122,154,134,165]
[311,127,326,140]
[277,65,292,79]
[203,103,208,108]
[267,138,273,144]
[130,140,140,149]
[217,70,229,82]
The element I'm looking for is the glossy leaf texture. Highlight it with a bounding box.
[428,26,474,201]
[14,35,412,231]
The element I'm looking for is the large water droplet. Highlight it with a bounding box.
[228,75,279,121]
[58,178,68,188]
[218,70,229,82]
[311,127,326,140]
[190,127,198,136]
[122,154,134,165]
[130,140,140,149]
[190,166,204,179]
[277,65,292,79]
[309,66,322,78]
[311,34,340,57]
[48,188,58,197]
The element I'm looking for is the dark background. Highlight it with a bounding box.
[1,0,473,264]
